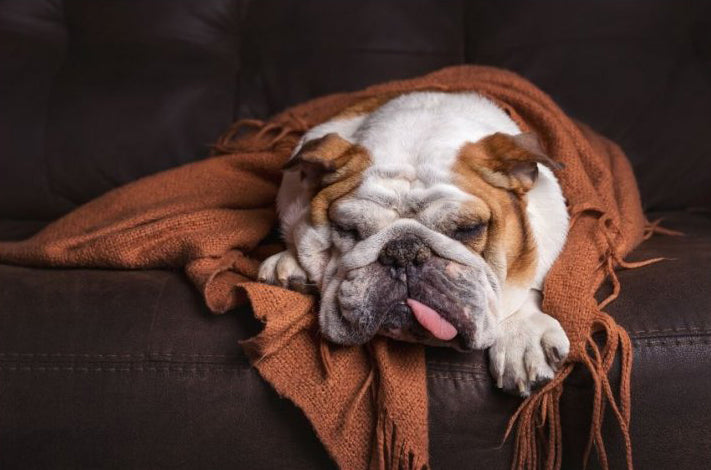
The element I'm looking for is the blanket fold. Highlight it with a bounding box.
[0,65,655,470]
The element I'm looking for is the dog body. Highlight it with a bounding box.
[259,91,570,395]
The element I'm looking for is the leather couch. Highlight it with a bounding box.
[1,1,710,468]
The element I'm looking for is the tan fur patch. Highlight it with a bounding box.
[309,145,372,226]
[450,199,491,254]
[331,93,404,120]
[459,132,560,196]
[284,133,353,175]
[284,133,372,226]
[453,138,540,285]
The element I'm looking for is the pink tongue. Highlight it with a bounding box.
[406,299,458,341]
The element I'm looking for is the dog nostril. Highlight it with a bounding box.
[378,252,394,266]
[413,245,431,265]
[379,236,430,267]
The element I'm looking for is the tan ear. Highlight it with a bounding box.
[283,133,354,186]
[459,132,562,195]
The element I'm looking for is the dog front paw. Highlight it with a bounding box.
[488,310,569,397]
[257,250,316,294]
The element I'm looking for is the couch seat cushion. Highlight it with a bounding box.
[1,210,709,468]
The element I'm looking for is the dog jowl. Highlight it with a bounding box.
[258,91,570,396]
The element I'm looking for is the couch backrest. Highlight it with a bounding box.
[2,0,709,222]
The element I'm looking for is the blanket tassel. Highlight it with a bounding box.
[371,408,428,470]
[504,317,634,470]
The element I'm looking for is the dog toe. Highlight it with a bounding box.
[489,310,570,397]
[258,250,311,293]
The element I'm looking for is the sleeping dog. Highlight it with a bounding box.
[258,91,570,396]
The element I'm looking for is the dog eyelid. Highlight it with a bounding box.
[332,221,362,240]
[452,223,485,240]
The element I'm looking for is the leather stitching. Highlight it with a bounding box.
[0,352,241,359]
[425,361,488,370]
[631,337,711,346]
[426,374,490,381]
[630,327,711,335]
[0,365,250,373]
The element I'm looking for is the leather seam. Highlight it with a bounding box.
[425,363,489,375]
[631,337,711,346]
[0,365,251,373]
[145,275,172,358]
[427,374,489,381]
[630,327,711,335]
[0,352,241,359]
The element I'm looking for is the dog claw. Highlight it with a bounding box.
[488,309,569,397]
[527,364,538,383]
[258,250,312,294]
[517,380,529,397]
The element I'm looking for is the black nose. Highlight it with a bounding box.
[378,235,432,267]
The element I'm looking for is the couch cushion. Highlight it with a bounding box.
[426,210,711,468]
[244,0,711,211]
[561,210,711,469]
[462,0,711,211]
[0,0,245,220]
[4,0,710,222]
[0,265,336,469]
[239,0,465,117]
[0,220,48,242]
[1,211,709,468]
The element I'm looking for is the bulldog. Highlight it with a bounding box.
[258,91,570,396]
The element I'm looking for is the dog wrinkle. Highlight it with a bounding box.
[335,262,408,344]
[273,91,568,353]
[378,235,432,268]
[453,144,538,288]
[310,145,372,226]
[331,93,404,120]
[405,258,497,350]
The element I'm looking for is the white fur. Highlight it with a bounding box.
[261,91,570,396]
[489,290,570,396]
[276,92,567,309]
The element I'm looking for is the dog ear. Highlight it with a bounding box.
[459,132,563,195]
[283,133,354,187]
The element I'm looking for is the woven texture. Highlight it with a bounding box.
[0,65,652,469]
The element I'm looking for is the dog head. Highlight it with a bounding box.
[282,93,561,351]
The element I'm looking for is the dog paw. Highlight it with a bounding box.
[257,250,316,294]
[488,310,569,397]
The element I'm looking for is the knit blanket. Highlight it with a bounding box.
[0,66,659,470]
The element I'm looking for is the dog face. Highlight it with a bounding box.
[271,92,563,351]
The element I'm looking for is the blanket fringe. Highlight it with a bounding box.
[504,319,633,470]
[221,108,679,470]
[580,319,633,470]
[212,116,310,155]
[319,335,334,379]
[504,364,571,470]
[372,408,428,470]
[643,218,684,239]
[505,206,676,470]
[362,343,428,470]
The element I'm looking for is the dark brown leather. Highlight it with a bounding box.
[564,210,711,469]
[0,265,336,469]
[1,212,710,468]
[2,0,710,222]
[1,0,710,468]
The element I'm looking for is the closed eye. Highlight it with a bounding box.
[333,222,363,241]
[452,223,485,241]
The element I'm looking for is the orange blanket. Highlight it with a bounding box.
[0,65,656,470]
